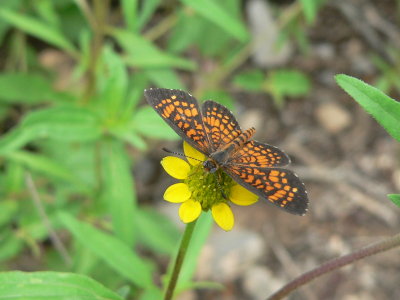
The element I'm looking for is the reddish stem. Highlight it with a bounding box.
[267,232,400,300]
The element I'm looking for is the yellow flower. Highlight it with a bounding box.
[161,142,258,231]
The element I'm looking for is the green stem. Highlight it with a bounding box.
[267,232,400,300]
[144,13,178,41]
[81,0,109,103]
[164,220,198,300]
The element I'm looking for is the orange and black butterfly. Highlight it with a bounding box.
[144,88,308,215]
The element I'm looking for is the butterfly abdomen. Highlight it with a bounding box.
[210,127,256,165]
[224,127,255,152]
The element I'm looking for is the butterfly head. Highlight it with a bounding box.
[203,159,218,173]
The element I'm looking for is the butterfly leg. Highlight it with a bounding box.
[213,172,227,199]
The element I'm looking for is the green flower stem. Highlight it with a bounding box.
[164,219,198,300]
[267,232,400,300]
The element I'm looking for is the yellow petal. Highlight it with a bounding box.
[211,203,234,231]
[183,141,206,166]
[164,183,191,203]
[229,184,258,206]
[161,156,190,179]
[179,199,202,223]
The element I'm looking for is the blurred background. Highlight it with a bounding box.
[0,0,399,299]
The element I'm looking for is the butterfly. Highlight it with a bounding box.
[144,88,308,215]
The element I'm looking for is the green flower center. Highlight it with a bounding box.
[184,162,234,211]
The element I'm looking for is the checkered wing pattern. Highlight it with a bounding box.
[224,166,308,215]
[202,100,242,152]
[145,88,211,155]
[227,140,290,168]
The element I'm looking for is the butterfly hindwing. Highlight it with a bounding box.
[224,165,308,215]
[227,140,290,168]
[144,88,211,154]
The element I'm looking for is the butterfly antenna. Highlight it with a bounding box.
[162,147,204,162]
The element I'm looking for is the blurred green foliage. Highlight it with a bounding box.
[0,0,320,298]
[234,69,311,108]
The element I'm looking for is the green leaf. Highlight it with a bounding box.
[301,0,326,23]
[136,0,162,30]
[145,69,184,90]
[126,73,149,111]
[0,8,77,55]
[300,0,318,23]
[97,46,129,119]
[266,69,311,97]
[132,106,180,140]
[167,10,203,54]
[0,73,63,104]
[388,194,400,207]
[135,208,180,255]
[112,129,148,151]
[336,74,400,142]
[0,230,23,262]
[103,141,136,246]
[0,1,21,45]
[112,29,196,70]
[121,0,138,31]
[265,69,310,107]
[0,201,18,228]
[139,287,163,300]
[233,70,265,91]
[0,127,41,155]
[20,105,103,142]
[189,0,243,57]
[179,0,248,42]
[168,3,238,57]
[37,141,99,191]
[5,150,76,182]
[58,213,154,289]
[34,0,59,27]
[201,90,235,110]
[0,271,124,300]
[3,161,24,194]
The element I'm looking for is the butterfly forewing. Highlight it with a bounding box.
[144,88,211,155]
[201,100,242,152]
[224,165,308,215]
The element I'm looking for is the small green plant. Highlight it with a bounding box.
[234,69,311,107]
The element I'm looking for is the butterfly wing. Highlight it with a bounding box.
[144,88,212,155]
[201,100,242,152]
[224,165,308,215]
[227,140,290,168]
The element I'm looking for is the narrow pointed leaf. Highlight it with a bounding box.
[179,0,248,42]
[58,213,154,289]
[0,271,124,300]
[20,106,103,142]
[0,8,76,54]
[103,141,136,246]
[112,29,196,70]
[5,150,76,182]
[388,194,400,207]
[336,74,400,142]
